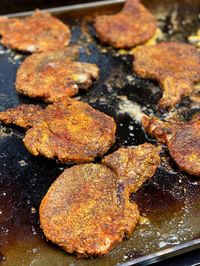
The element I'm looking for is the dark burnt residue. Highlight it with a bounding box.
[134,170,185,217]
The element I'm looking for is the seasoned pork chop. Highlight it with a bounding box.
[40,144,160,257]
[0,10,71,52]
[0,98,116,163]
[142,115,200,176]
[94,0,156,49]
[134,42,200,110]
[16,47,99,102]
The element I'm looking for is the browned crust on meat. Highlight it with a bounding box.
[15,47,99,102]
[94,0,156,49]
[168,121,200,176]
[24,99,116,163]
[141,115,176,144]
[102,143,161,193]
[0,98,116,163]
[0,10,71,52]
[0,104,43,128]
[142,115,200,176]
[40,164,140,257]
[134,42,200,110]
[39,143,160,257]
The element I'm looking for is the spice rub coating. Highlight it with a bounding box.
[142,115,200,176]
[134,42,200,110]
[0,104,43,128]
[0,98,116,163]
[94,0,156,49]
[40,143,160,257]
[16,47,99,102]
[0,11,71,52]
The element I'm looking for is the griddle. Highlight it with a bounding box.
[0,1,200,265]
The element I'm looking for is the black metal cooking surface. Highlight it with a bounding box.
[0,1,200,265]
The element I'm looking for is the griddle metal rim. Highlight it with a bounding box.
[121,238,200,266]
[2,0,126,18]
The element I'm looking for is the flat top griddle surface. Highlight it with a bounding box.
[0,1,200,265]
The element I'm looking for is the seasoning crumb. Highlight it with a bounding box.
[31,207,36,214]
[139,216,150,225]
[18,160,28,167]
[32,248,38,253]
